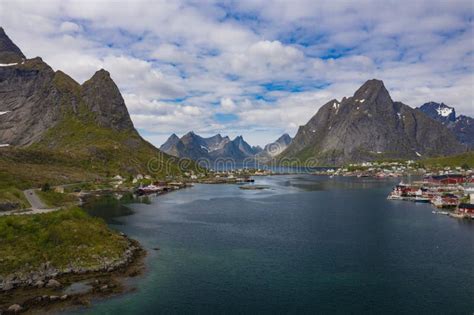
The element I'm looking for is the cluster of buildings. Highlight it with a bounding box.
[134,169,271,194]
[135,181,191,195]
[321,160,426,178]
[194,168,272,184]
[387,174,474,219]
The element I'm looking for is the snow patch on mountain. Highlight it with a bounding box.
[436,106,453,117]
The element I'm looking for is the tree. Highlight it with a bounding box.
[41,183,51,192]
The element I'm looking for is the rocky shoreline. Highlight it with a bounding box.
[0,235,146,314]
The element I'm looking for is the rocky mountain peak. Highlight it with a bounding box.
[163,133,180,145]
[84,69,113,84]
[169,133,179,140]
[81,69,135,131]
[0,27,25,63]
[160,132,259,161]
[352,79,392,105]
[259,133,293,159]
[418,102,472,148]
[182,131,197,139]
[278,79,464,165]
[160,133,183,155]
[419,102,456,123]
[276,133,292,145]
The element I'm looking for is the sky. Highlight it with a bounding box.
[1,0,473,147]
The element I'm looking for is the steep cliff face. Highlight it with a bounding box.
[81,69,135,131]
[0,58,76,146]
[451,115,474,148]
[0,63,136,146]
[0,28,182,176]
[0,27,25,63]
[0,28,138,147]
[279,80,465,165]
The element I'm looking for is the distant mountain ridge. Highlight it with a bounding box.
[418,102,456,123]
[418,102,473,148]
[256,133,292,161]
[278,79,466,165]
[160,132,293,163]
[160,132,265,162]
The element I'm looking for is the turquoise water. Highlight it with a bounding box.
[81,175,474,314]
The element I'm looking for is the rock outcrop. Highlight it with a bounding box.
[81,69,135,131]
[0,27,25,63]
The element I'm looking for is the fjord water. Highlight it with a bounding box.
[83,175,474,314]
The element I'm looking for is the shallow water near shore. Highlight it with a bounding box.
[79,175,474,314]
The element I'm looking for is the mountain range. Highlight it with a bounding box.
[1,26,470,174]
[0,27,182,178]
[160,132,276,162]
[278,79,467,165]
[418,102,473,148]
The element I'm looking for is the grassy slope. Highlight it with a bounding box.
[0,148,101,190]
[36,190,78,208]
[420,151,474,168]
[32,112,184,178]
[0,188,30,209]
[0,207,129,277]
[0,113,189,193]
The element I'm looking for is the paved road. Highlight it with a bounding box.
[1,182,89,216]
[0,189,58,216]
[24,189,49,210]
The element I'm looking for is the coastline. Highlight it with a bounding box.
[1,172,472,314]
[0,234,146,314]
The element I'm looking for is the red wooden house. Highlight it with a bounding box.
[458,203,474,218]
[425,174,466,185]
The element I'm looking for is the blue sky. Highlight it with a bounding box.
[1,0,473,146]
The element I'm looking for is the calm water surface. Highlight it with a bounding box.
[80,175,474,314]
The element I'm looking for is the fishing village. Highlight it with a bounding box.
[386,174,474,219]
[313,160,474,220]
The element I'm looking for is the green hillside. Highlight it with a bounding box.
[0,207,129,277]
[420,151,474,168]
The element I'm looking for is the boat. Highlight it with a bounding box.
[414,196,431,203]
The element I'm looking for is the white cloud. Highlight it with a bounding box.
[59,21,82,33]
[220,98,236,112]
[0,0,472,147]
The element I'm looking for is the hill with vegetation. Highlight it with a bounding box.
[420,151,474,169]
[0,207,129,277]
